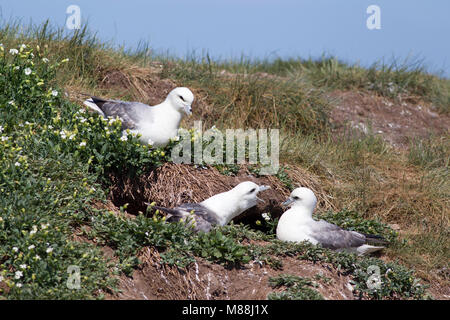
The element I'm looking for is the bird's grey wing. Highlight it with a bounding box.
[308,220,366,249]
[177,203,219,232]
[91,97,151,130]
[154,203,218,233]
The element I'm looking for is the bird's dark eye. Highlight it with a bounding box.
[249,188,256,193]
[293,196,300,200]
[179,95,185,102]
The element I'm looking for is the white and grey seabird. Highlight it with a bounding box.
[277,187,386,255]
[149,181,270,232]
[83,87,194,147]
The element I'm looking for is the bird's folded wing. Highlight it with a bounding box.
[94,99,150,130]
[308,220,366,249]
[154,203,219,233]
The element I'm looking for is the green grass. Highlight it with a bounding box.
[192,55,450,114]
[2,20,448,113]
[408,135,449,169]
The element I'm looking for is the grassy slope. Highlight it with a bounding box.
[0,22,448,299]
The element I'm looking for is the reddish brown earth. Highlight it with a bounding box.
[105,247,354,300]
[329,90,449,148]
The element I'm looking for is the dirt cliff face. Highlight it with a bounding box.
[106,247,354,300]
[329,90,450,148]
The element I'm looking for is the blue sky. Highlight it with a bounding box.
[1,0,449,77]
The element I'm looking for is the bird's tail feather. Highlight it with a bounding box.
[90,96,108,106]
[362,233,389,245]
[357,244,385,256]
[83,98,105,116]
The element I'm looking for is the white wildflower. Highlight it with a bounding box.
[1,136,9,142]
[24,68,32,76]
[51,90,58,97]
[79,141,86,147]
[9,49,18,55]
[20,44,26,50]
[60,130,67,139]
[147,138,154,146]
[42,58,49,63]
[120,136,128,142]
[46,247,53,254]
[14,271,23,279]
[12,247,19,252]
[20,264,27,270]
[262,212,271,221]
[14,162,21,167]
[28,244,35,250]
[16,283,22,288]
[0,125,3,133]
[35,255,41,260]
[68,133,76,140]
[0,275,3,282]
[30,225,38,235]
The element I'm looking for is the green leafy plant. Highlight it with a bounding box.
[191,229,251,266]
[316,209,398,243]
[267,274,323,300]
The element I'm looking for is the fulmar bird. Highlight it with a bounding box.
[149,181,270,233]
[83,87,194,147]
[277,187,386,255]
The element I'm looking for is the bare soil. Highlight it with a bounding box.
[329,90,450,148]
[105,247,354,300]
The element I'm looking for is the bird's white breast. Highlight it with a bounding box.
[134,104,182,147]
[276,210,318,244]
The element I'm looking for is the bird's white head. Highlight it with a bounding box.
[230,181,271,212]
[200,181,270,226]
[166,87,194,116]
[282,187,317,213]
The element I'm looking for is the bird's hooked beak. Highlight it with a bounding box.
[281,197,294,207]
[183,104,192,116]
[256,185,270,203]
